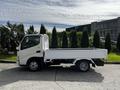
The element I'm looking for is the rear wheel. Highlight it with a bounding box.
[76,61,90,72]
[28,60,39,71]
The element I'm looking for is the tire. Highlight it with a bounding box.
[28,60,39,71]
[76,61,90,72]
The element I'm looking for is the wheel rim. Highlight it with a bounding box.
[29,61,38,71]
[79,62,89,71]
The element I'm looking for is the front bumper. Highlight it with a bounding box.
[16,56,20,66]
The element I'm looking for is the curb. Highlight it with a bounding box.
[0,59,16,63]
[105,62,120,64]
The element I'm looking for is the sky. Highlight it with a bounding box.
[0,0,120,32]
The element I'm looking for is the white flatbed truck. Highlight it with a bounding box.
[17,34,107,72]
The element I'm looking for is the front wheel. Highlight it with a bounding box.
[76,61,90,72]
[28,60,39,71]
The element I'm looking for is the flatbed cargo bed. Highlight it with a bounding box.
[45,48,107,60]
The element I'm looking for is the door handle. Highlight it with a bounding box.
[36,50,41,53]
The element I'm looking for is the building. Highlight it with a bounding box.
[91,17,120,41]
[66,17,120,41]
[66,24,91,34]
[0,30,1,49]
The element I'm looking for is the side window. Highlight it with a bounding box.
[21,36,40,50]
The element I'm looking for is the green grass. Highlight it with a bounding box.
[108,53,120,62]
[0,53,16,61]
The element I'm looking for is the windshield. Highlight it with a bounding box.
[21,35,40,50]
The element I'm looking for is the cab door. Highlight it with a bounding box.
[18,35,43,62]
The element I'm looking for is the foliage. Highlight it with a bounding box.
[0,21,25,53]
[17,24,25,41]
[51,26,58,48]
[105,33,111,53]
[62,31,68,48]
[116,33,120,52]
[93,31,100,48]
[76,32,82,47]
[0,26,10,50]
[70,31,78,48]
[66,31,82,48]
[80,31,89,48]
[57,32,62,48]
[27,25,34,34]
[40,24,47,34]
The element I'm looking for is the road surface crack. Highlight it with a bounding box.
[55,69,65,90]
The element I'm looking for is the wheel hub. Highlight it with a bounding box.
[29,61,38,70]
[79,62,89,71]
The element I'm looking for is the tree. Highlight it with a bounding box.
[70,31,78,48]
[81,31,89,48]
[93,31,100,48]
[0,26,10,50]
[0,22,19,53]
[17,24,25,41]
[30,25,34,33]
[57,32,62,48]
[51,26,58,48]
[27,25,34,34]
[116,33,120,52]
[62,31,68,48]
[40,24,46,34]
[105,33,111,53]
[6,22,18,52]
[77,32,82,47]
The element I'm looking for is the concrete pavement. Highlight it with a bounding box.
[0,63,120,90]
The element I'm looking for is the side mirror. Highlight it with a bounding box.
[16,47,19,51]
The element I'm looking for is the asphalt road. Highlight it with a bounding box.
[0,63,120,90]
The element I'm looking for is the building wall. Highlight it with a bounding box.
[91,17,120,41]
[66,17,120,41]
[66,24,91,34]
